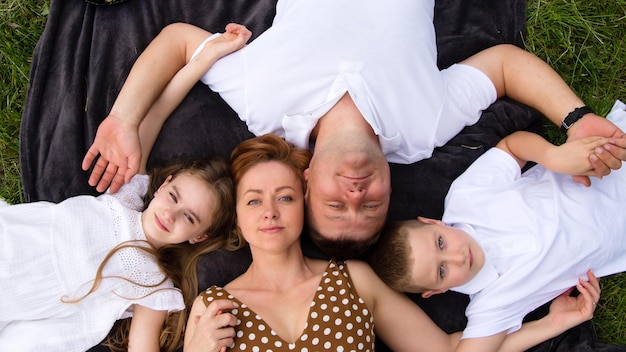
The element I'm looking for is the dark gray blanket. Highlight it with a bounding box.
[19,0,625,350]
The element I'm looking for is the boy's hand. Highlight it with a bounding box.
[547,270,601,331]
[82,114,141,193]
[544,136,610,176]
[568,114,626,185]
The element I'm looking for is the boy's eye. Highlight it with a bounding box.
[437,236,444,250]
[439,265,445,278]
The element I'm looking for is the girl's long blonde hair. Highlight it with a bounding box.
[81,155,240,351]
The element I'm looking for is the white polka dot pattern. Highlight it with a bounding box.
[201,259,374,351]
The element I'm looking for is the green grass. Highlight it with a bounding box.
[1,0,625,346]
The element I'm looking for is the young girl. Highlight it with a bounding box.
[0,155,239,352]
[183,134,599,352]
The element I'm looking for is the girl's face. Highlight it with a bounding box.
[236,161,304,253]
[142,173,218,249]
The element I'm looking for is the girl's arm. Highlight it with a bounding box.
[184,295,239,352]
[128,304,168,352]
[496,131,611,177]
[83,23,251,193]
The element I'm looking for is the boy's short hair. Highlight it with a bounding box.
[367,220,417,291]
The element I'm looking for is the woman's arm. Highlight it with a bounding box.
[128,304,168,352]
[350,260,600,352]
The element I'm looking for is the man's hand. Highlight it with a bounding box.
[567,113,626,186]
[82,114,142,193]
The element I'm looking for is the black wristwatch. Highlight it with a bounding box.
[560,106,594,134]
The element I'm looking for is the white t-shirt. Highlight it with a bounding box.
[195,0,496,164]
[443,100,626,338]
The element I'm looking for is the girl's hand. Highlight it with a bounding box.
[547,270,601,331]
[185,299,239,352]
[193,23,252,63]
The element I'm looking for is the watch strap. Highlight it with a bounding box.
[560,106,594,134]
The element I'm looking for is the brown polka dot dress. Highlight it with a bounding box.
[200,259,375,351]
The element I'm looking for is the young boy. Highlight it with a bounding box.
[369,100,626,351]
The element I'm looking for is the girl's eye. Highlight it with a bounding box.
[184,213,195,224]
[437,236,444,250]
[439,265,445,278]
[169,192,177,203]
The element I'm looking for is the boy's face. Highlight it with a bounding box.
[406,217,485,297]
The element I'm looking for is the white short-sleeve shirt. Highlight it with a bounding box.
[443,100,626,338]
[195,0,496,164]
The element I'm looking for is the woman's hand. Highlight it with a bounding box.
[546,270,601,331]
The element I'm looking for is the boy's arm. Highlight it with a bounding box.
[127,304,168,352]
[496,130,613,178]
[83,23,251,193]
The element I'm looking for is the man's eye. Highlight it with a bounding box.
[364,204,378,209]
[329,204,342,209]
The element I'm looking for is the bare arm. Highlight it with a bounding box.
[184,296,238,352]
[83,23,251,193]
[461,44,626,185]
[127,304,168,352]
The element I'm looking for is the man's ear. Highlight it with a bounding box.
[421,288,448,298]
[417,216,443,225]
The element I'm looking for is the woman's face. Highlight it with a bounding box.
[236,161,305,253]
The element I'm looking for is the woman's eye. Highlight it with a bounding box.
[279,195,293,202]
[247,199,260,206]
[437,236,444,250]
[439,265,445,278]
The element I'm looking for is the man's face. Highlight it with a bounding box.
[304,147,391,242]
[406,218,485,296]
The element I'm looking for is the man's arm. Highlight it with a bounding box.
[461,44,626,185]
